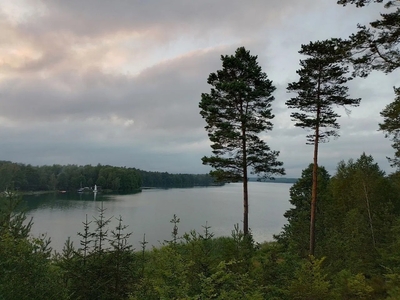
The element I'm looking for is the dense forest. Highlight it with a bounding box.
[0,161,220,192]
[2,153,400,299]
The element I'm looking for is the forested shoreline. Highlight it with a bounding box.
[0,160,220,192]
[2,153,400,299]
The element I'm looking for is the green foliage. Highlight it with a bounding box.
[0,161,142,192]
[337,0,400,166]
[182,223,215,293]
[199,46,284,234]
[0,234,67,300]
[164,213,182,247]
[131,219,263,299]
[0,191,67,299]
[286,39,360,144]
[193,260,264,300]
[0,160,220,192]
[199,46,284,182]
[0,161,23,191]
[379,87,400,168]
[337,0,397,8]
[288,256,331,300]
[328,208,374,274]
[251,241,301,300]
[278,154,400,280]
[6,154,400,299]
[229,224,256,271]
[139,170,219,188]
[131,217,190,299]
[339,0,400,75]
[323,154,398,273]
[286,38,360,255]
[332,270,374,299]
[145,246,190,299]
[380,217,400,270]
[385,270,400,299]
[58,206,136,299]
[97,165,141,191]
[276,164,331,257]
[0,190,33,238]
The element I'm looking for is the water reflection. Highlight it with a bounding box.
[21,191,141,211]
[20,183,291,251]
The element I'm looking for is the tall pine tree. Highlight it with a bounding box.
[337,0,400,167]
[379,87,400,168]
[199,47,284,235]
[339,0,400,76]
[286,39,361,255]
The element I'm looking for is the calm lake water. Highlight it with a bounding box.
[22,182,292,252]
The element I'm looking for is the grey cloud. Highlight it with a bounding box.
[26,0,315,37]
[0,47,227,135]
[0,0,397,177]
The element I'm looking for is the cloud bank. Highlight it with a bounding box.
[0,0,397,176]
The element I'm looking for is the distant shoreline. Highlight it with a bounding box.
[248,178,298,184]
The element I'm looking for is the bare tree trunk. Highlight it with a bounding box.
[310,129,319,256]
[242,129,249,236]
[310,73,321,256]
[243,168,248,236]
[362,181,376,248]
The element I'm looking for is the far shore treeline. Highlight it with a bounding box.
[0,160,223,192]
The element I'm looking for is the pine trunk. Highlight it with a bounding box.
[310,132,319,256]
[310,72,321,256]
[243,169,248,236]
[242,128,249,236]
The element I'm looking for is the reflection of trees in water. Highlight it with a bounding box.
[20,192,115,212]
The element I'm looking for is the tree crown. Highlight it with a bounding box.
[337,0,398,8]
[199,47,284,181]
[286,39,361,144]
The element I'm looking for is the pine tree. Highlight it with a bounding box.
[199,46,285,235]
[347,0,400,76]
[286,39,361,255]
[337,0,400,176]
[337,0,398,8]
[337,0,399,75]
[276,164,331,257]
[379,87,400,168]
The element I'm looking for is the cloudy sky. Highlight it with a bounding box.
[0,0,398,177]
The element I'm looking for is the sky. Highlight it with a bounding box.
[0,0,398,178]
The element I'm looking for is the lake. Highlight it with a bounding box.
[22,182,293,252]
